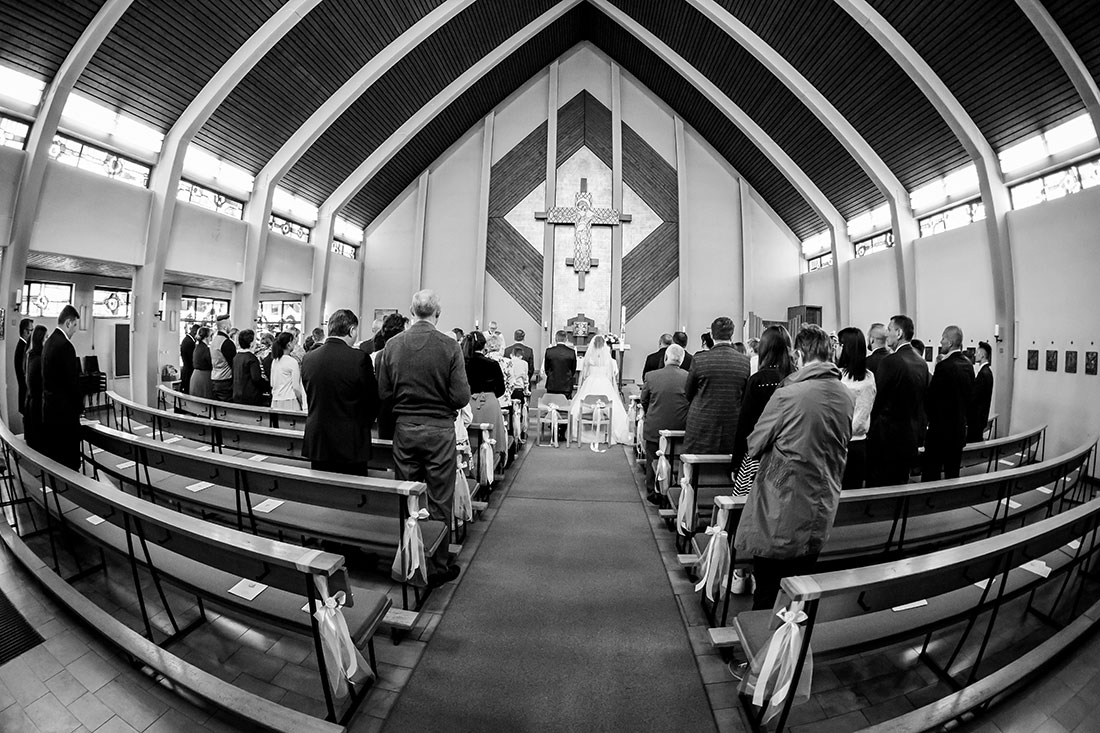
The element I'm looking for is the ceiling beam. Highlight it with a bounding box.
[131,0,323,405]
[590,0,851,327]
[0,0,134,425]
[240,0,477,334]
[1015,0,1100,141]
[835,0,1017,431]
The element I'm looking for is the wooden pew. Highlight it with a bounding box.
[0,422,389,725]
[681,439,1096,626]
[655,429,686,522]
[727,496,1100,732]
[81,421,445,612]
[158,384,307,430]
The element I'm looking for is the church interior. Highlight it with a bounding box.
[1,0,1100,731]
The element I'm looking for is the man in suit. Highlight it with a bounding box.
[179,324,198,394]
[301,309,379,476]
[865,322,888,376]
[642,333,673,382]
[15,318,33,416]
[378,290,470,588]
[922,325,974,481]
[866,315,929,487]
[967,341,995,444]
[683,317,751,454]
[42,306,82,470]
[506,329,537,388]
[671,331,694,372]
[544,330,577,398]
[640,345,690,504]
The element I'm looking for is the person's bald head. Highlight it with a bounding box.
[940,325,964,354]
[868,323,886,349]
[658,333,672,347]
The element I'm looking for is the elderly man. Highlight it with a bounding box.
[734,325,853,610]
[377,290,471,588]
[865,322,888,376]
[922,325,974,481]
[683,317,750,454]
[640,344,690,505]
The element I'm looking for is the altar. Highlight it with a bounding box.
[565,312,631,392]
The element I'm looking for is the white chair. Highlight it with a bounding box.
[536,394,572,447]
[576,394,612,448]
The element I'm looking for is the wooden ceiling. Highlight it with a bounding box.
[1,0,1094,240]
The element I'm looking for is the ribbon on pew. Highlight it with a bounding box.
[454,459,474,523]
[512,402,523,443]
[391,496,430,587]
[549,407,562,448]
[744,601,813,724]
[590,401,608,453]
[676,474,695,536]
[694,507,731,602]
[635,415,645,449]
[655,451,670,496]
[311,575,373,699]
[479,437,496,485]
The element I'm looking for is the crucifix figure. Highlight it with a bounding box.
[536,178,631,290]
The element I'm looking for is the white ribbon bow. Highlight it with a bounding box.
[676,473,695,536]
[548,406,562,447]
[655,451,671,496]
[748,601,814,723]
[478,437,496,484]
[590,401,608,452]
[694,507,731,601]
[391,496,429,586]
[454,460,474,522]
[312,575,373,699]
[512,401,523,440]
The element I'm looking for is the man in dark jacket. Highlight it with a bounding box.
[232,330,269,406]
[42,306,82,469]
[640,345,690,503]
[641,333,673,382]
[671,331,694,372]
[543,330,577,398]
[866,315,929,487]
[506,329,537,389]
[378,290,470,587]
[865,322,888,376]
[301,310,379,475]
[923,326,975,480]
[967,341,994,443]
[683,317,750,454]
[15,318,32,416]
[179,324,197,394]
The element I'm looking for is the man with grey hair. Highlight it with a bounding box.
[642,333,674,381]
[640,344,690,504]
[377,290,471,587]
[922,325,974,481]
[865,322,888,376]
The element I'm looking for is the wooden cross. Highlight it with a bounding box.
[535,178,631,291]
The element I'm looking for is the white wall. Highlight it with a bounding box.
[626,279,678,382]
[0,146,22,245]
[166,201,246,282]
[260,234,313,294]
[745,191,801,325]
[849,248,900,331]
[362,185,419,319]
[912,221,995,349]
[799,267,834,330]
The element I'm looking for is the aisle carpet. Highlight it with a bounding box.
[384,446,715,731]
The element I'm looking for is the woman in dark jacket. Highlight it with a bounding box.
[463,331,507,470]
[190,327,214,398]
[23,325,47,452]
[730,325,795,472]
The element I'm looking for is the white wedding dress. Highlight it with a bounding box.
[569,346,631,445]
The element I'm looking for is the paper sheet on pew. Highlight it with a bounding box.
[164,436,181,444]
[228,579,267,601]
[249,454,268,462]
[91,448,103,455]
[1036,486,1053,495]
[1067,540,1081,551]
[1020,559,1052,578]
[1000,498,1022,510]
[198,445,212,452]
[252,498,283,513]
[116,461,136,470]
[891,599,927,612]
[86,515,106,526]
[974,579,991,590]
[186,481,213,493]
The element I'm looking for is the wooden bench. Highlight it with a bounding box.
[1,422,389,725]
[918,423,1045,476]
[680,440,1096,626]
[158,384,307,430]
[728,495,1100,731]
[81,421,444,612]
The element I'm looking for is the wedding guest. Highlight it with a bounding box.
[465,331,508,470]
[15,318,32,418]
[922,325,974,481]
[257,331,275,379]
[232,330,268,406]
[837,327,876,490]
[671,331,694,371]
[640,344,689,503]
[269,331,307,411]
[42,306,82,469]
[377,290,470,587]
[733,342,747,355]
[190,327,214,399]
[866,323,888,376]
[967,341,994,444]
[23,325,47,452]
[642,334,673,382]
[309,327,325,351]
[734,325,853,610]
[366,312,408,359]
[866,315,928,487]
[210,314,236,402]
[683,317,750,454]
[544,330,577,399]
[179,324,197,394]
[700,332,714,351]
[507,329,537,389]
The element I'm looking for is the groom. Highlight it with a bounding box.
[543,330,577,399]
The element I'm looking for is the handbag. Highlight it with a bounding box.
[733,454,759,497]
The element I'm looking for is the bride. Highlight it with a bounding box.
[569,335,632,447]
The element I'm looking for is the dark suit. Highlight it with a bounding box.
[683,344,750,454]
[866,344,928,487]
[865,346,888,377]
[15,337,28,414]
[544,344,577,398]
[967,364,994,444]
[25,347,44,451]
[42,329,82,469]
[922,352,975,480]
[642,347,692,381]
[301,337,379,473]
[179,334,195,394]
[640,365,690,491]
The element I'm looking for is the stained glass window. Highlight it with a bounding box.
[22,282,74,319]
[854,231,895,258]
[47,133,150,188]
[807,252,833,271]
[92,288,132,318]
[918,200,985,238]
[180,296,230,332]
[332,240,358,260]
[0,116,29,150]
[177,180,244,220]
[257,300,303,331]
[269,214,311,243]
[1010,158,1100,211]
